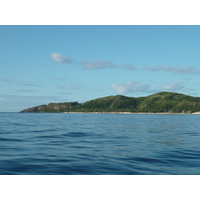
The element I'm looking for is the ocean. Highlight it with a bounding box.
[1,112,200,175]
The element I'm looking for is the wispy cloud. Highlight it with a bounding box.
[18,89,36,93]
[145,66,200,74]
[111,81,152,95]
[0,78,41,87]
[18,82,41,87]
[81,60,116,70]
[123,64,137,70]
[57,84,87,91]
[0,78,12,83]
[57,92,72,95]
[57,86,67,90]
[52,77,68,81]
[71,85,79,89]
[40,64,47,67]
[144,66,158,72]
[50,53,72,63]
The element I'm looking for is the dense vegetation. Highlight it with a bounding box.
[20,92,200,113]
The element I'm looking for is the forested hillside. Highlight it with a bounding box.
[20,92,200,113]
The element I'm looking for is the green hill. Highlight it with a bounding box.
[20,92,200,113]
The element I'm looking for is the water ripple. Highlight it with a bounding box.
[1,113,200,174]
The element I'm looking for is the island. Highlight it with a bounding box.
[20,92,200,114]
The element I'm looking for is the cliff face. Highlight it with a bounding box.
[20,92,200,113]
[20,105,47,113]
[20,102,79,113]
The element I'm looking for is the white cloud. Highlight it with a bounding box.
[111,80,191,95]
[81,60,116,69]
[50,53,72,63]
[162,82,185,91]
[111,81,151,94]
[145,66,200,74]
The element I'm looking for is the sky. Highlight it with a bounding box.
[1,25,200,112]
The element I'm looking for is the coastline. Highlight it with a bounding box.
[63,111,199,114]
[191,112,200,114]
[20,92,200,114]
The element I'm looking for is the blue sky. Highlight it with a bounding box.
[1,25,200,112]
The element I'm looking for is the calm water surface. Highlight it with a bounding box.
[0,113,200,174]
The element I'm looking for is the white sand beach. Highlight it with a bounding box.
[192,112,200,114]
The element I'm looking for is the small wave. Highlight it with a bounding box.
[182,132,200,136]
[1,113,200,174]
[64,132,88,137]
[35,134,61,139]
[0,137,24,142]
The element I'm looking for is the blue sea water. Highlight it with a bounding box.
[0,112,200,175]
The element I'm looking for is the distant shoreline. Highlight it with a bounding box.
[20,92,200,114]
[63,111,200,114]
